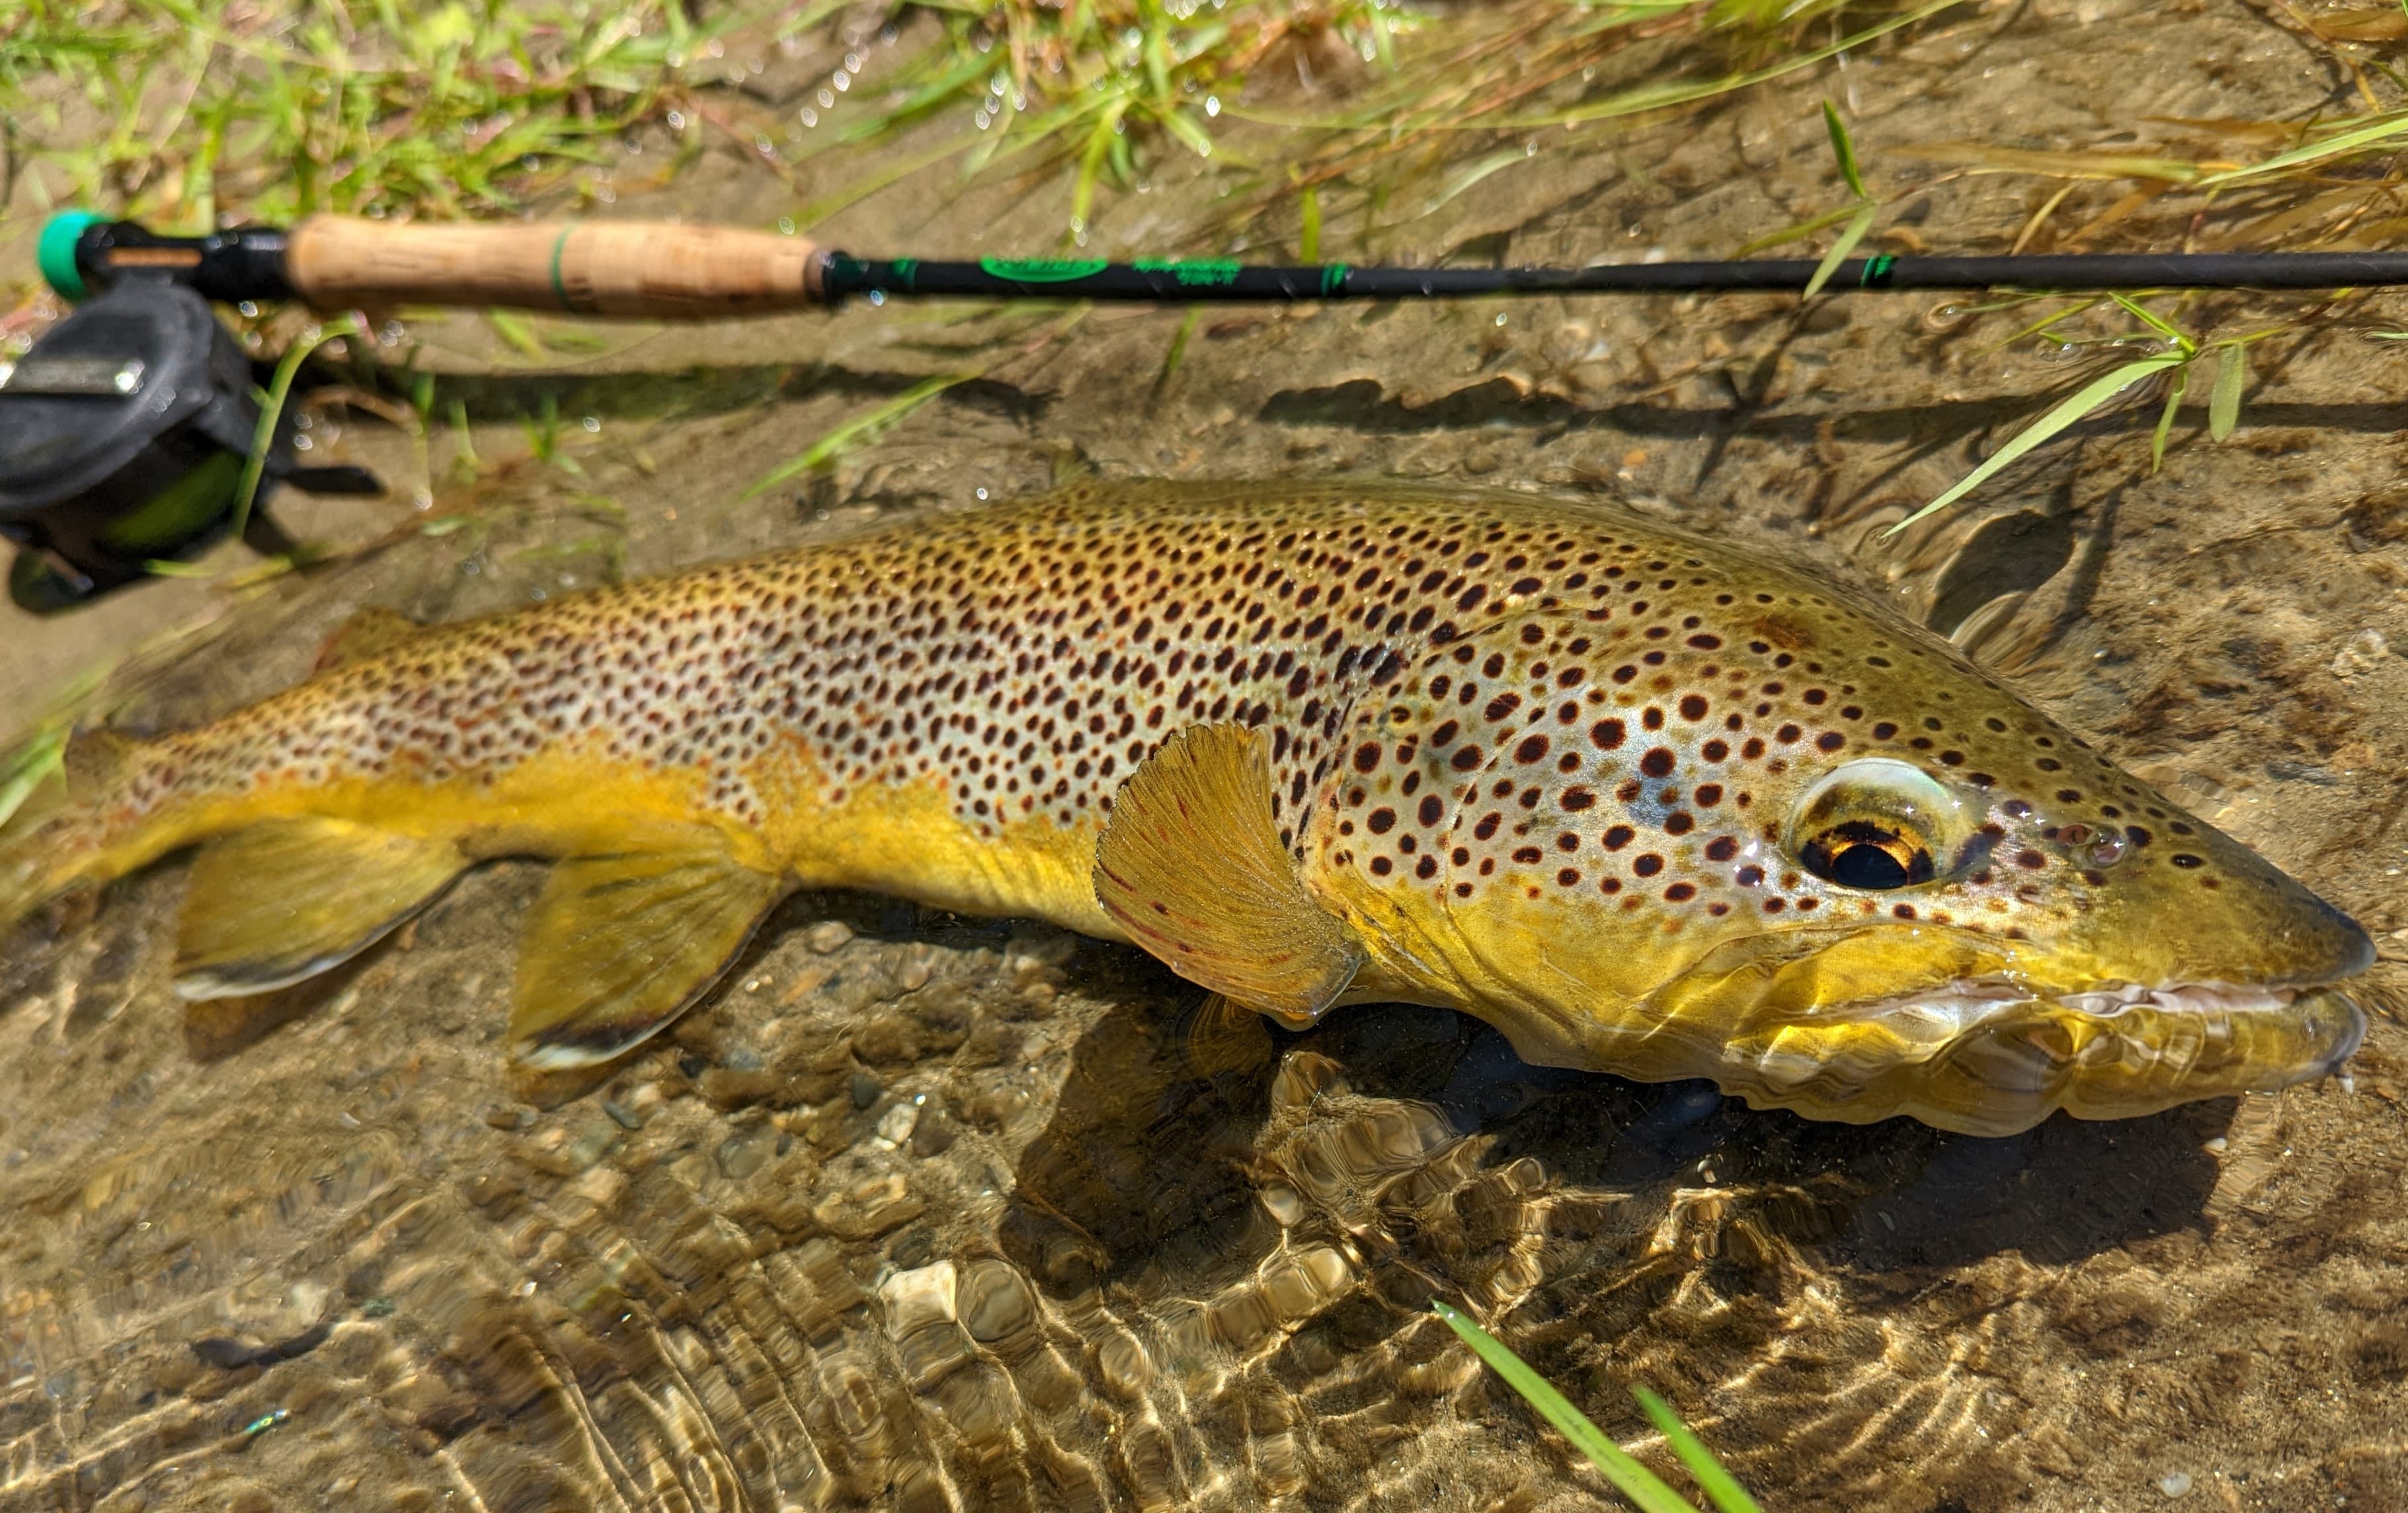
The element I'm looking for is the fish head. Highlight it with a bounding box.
[1321,550,2370,1137]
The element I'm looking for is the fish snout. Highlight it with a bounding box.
[2071,835,2374,992]
[2261,887,2378,983]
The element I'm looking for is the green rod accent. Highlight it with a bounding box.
[548,225,576,312]
[39,211,105,302]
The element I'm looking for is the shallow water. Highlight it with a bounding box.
[6,1,2408,1508]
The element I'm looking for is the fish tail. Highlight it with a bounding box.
[2,685,776,1073]
[3,719,481,1004]
[0,727,142,934]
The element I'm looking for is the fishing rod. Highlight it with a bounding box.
[11,210,2408,613]
[38,213,2408,311]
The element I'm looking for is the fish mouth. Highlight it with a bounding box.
[1722,977,2367,1137]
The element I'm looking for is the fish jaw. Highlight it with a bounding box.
[1441,913,2372,1137]
[1708,972,2367,1136]
[1412,821,2378,1136]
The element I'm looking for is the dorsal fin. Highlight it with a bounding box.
[311,606,427,673]
[1092,722,1364,1028]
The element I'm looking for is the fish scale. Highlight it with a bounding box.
[0,479,2372,1134]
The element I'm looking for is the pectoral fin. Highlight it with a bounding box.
[1093,722,1364,1028]
[174,818,467,998]
[509,848,785,1069]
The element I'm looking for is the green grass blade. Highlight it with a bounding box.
[1299,182,1322,264]
[1431,1301,1702,1513]
[741,373,973,501]
[1822,99,1865,198]
[0,728,68,834]
[487,309,547,360]
[1992,296,2105,352]
[2107,293,2188,349]
[1154,306,1202,397]
[1427,144,1539,212]
[2210,343,2245,440]
[2198,109,2408,185]
[233,315,365,545]
[1070,97,1130,233]
[1804,202,1877,299]
[2149,359,2188,473]
[1734,201,1864,256]
[1158,104,1215,160]
[1888,354,2187,534]
[1630,1387,1763,1513]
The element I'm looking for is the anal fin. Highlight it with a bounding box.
[509,848,785,1069]
[174,817,467,999]
[1094,722,1364,1028]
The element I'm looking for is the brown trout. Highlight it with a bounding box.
[0,481,2372,1135]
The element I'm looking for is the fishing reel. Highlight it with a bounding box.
[0,215,380,614]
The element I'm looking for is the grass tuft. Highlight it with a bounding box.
[0,0,747,226]
[797,0,1959,240]
[1432,1299,1761,1513]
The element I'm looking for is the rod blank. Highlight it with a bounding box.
[826,250,2408,303]
[55,214,2408,315]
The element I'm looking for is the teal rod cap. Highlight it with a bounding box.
[38,211,105,302]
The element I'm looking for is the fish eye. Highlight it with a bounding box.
[1784,758,1976,892]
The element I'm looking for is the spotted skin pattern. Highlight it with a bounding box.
[3,480,2372,1133]
[1326,569,2132,939]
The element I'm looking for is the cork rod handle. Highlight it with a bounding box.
[284,215,830,318]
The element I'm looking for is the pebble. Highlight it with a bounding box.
[804,920,855,954]
[879,1260,958,1330]
[875,1100,922,1147]
[2157,1471,2192,1498]
[957,1259,1035,1342]
[1259,1184,1304,1227]
[2329,628,2391,678]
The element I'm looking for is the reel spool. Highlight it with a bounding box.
[0,216,376,614]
